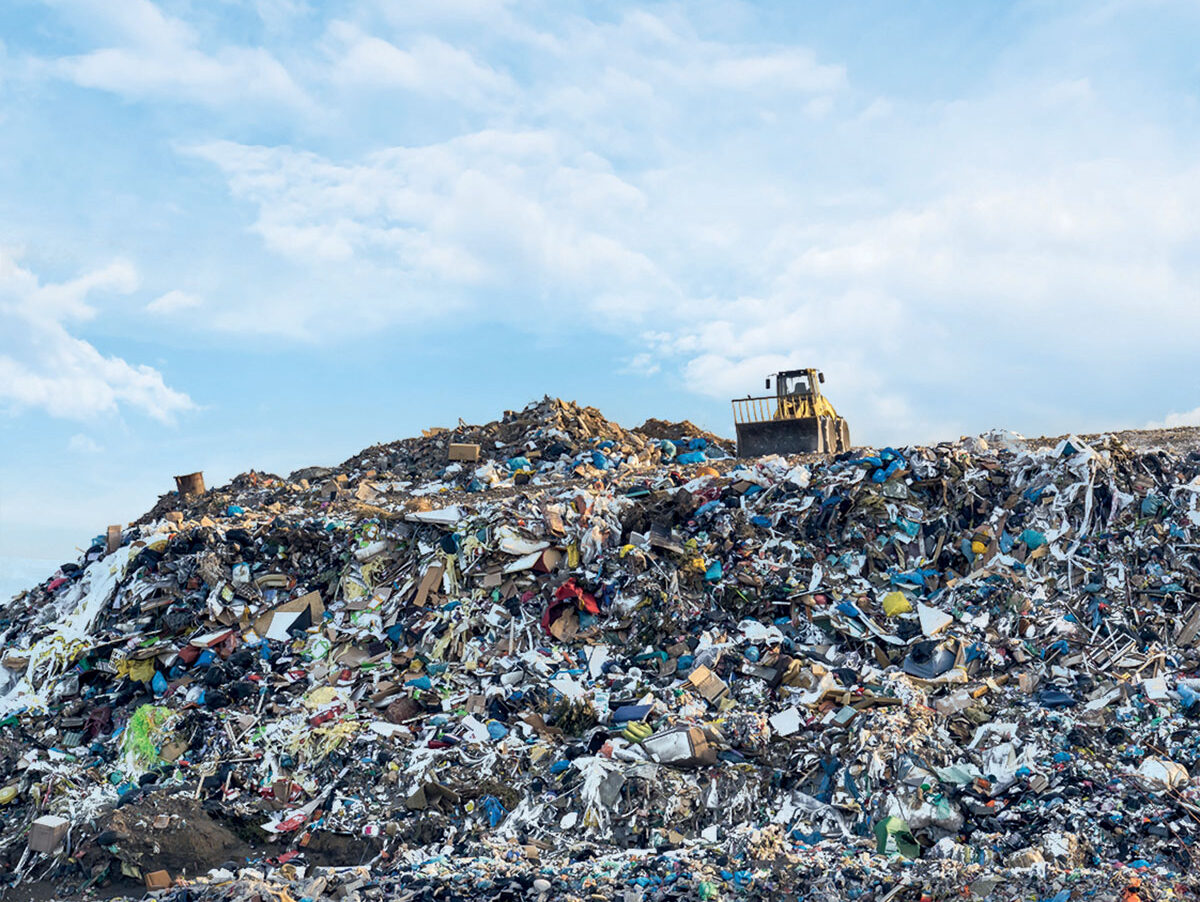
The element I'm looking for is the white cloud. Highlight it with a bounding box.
[683,49,844,93]
[254,0,314,32]
[370,0,516,27]
[58,46,305,107]
[636,153,1200,438]
[1146,408,1200,429]
[186,131,672,331]
[520,10,846,147]
[191,107,1200,442]
[146,289,202,314]
[30,260,139,321]
[325,22,514,104]
[47,0,309,109]
[67,433,102,454]
[18,1,1200,442]
[0,249,194,421]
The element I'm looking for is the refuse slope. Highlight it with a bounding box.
[2,397,1199,901]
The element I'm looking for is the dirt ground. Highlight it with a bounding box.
[1,788,385,901]
[0,877,144,902]
[1027,425,1200,453]
[97,792,253,878]
[633,417,730,447]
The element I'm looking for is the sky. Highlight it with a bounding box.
[2,0,1200,595]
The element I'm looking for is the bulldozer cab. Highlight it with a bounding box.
[767,368,838,422]
[771,368,819,395]
[732,367,850,457]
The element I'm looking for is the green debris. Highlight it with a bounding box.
[875,816,921,859]
[121,704,172,768]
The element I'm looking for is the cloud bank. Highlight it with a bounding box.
[0,249,194,421]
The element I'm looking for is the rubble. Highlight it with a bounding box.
[3,398,1200,900]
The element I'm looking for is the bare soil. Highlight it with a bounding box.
[96,792,252,878]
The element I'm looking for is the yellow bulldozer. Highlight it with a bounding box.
[731,368,851,456]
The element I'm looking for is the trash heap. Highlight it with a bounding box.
[3,399,1200,901]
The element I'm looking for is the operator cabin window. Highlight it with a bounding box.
[787,375,810,394]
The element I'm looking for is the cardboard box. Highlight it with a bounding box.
[144,870,172,890]
[173,471,205,498]
[28,815,69,852]
[105,524,122,555]
[687,665,729,703]
[534,547,562,573]
[448,443,481,462]
[642,727,716,767]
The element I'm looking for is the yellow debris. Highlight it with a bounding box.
[882,591,912,616]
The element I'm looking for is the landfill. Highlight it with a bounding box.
[3,397,1200,901]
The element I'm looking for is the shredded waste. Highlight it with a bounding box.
[2,397,1200,901]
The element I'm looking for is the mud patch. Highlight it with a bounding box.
[98,791,253,878]
[0,876,143,902]
[299,831,382,867]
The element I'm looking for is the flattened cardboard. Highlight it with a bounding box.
[414,563,444,608]
[253,591,324,639]
[546,606,579,641]
[542,505,566,536]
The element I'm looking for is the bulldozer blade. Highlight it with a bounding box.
[737,417,827,457]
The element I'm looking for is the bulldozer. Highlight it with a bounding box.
[731,368,851,457]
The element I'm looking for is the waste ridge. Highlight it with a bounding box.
[2,398,1200,901]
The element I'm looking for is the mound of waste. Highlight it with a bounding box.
[2,399,1200,901]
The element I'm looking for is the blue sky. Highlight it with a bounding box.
[2,0,1200,591]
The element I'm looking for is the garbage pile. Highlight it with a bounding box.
[3,399,1200,901]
